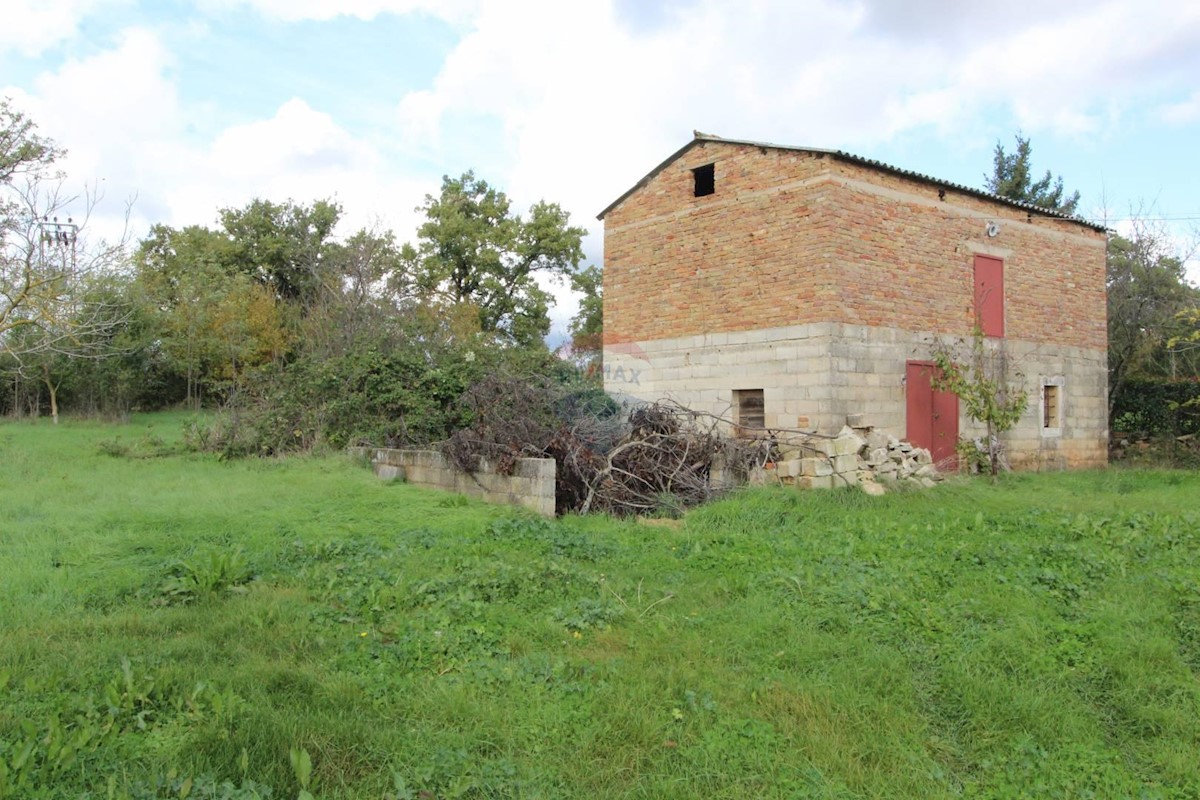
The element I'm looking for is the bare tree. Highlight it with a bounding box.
[2,100,131,421]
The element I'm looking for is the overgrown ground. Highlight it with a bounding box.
[2,416,1199,799]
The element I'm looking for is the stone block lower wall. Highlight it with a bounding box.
[605,321,1108,470]
[349,447,556,517]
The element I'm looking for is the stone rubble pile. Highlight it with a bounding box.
[754,423,944,495]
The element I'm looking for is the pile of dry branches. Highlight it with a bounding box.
[441,375,770,516]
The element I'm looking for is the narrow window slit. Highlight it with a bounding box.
[734,389,765,438]
[1042,384,1060,429]
[693,163,715,197]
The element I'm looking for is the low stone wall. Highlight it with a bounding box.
[349,447,556,517]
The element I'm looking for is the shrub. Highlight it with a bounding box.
[1111,378,1200,436]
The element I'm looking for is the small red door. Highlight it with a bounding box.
[906,361,959,467]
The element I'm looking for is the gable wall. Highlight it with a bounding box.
[603,141,839,346]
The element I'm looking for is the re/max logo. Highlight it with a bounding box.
[602,364,642,385]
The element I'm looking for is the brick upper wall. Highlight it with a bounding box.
[603,141,1107,351]
[603,143,838,345]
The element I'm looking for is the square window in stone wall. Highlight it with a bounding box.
[733,389,764,438]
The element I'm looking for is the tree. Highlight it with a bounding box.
[135,223,290,408]
[2,99,129,418]
[304,225,409,360]
[985,134,1081,216]
[1105,220,1200,416]
[1170,308,1200,355]
[932,329,1029,480]
[2,98,66,350]
[564,264,602,376]
[403,171,587,347]
[218,198,341,305]
[1,98,61,184]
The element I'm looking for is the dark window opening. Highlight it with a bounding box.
[1043,384,1061,429]
[693,163,715,197]
[734,389,765,438]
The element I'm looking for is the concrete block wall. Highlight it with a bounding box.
[349,447,556,517]
[829,324,1108,470]
[604,321,1108,470]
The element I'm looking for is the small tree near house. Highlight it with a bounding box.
[931,328,1029,481]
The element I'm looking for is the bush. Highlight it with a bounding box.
[183,326,569,457]
[1111,378,1200,437]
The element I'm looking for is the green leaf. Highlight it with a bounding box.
[11,738,35,770]
[290,746,313,789]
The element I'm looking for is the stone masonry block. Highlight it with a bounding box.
[374,464,404,481]
[797,475,834,490]
[834,469,860,487]
[832,453,859,474]
[800,457,833,477]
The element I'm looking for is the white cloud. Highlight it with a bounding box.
[167,98,433,238]
[0,0,127,57]
[8,0,1199,336]
[2,27,184,242]
[5,30,433,249]
[1161,91,1200,125]
[391,0,1200,221]
[200,0,479,24]
[384,0,1200,331]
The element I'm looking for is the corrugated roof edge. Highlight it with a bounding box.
[596,132,1107,233]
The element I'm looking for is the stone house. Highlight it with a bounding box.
[598,132,1109,469]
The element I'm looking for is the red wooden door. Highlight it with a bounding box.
[906,361,959,467]
[973,255,1004,337]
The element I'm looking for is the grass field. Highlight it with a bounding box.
[1,415,1199,798]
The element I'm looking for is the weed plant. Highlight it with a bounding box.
[1,415,1199,797]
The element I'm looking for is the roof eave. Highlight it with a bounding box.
[596,133,1107,233]
[596,138,704,221]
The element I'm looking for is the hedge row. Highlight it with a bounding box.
[1111,378,1200,436]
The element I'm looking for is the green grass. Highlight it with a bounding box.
[2,415,1199,798]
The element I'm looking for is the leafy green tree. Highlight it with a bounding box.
[55,276,176,416]
[1170,308,1200,355]
[304,226,409,359]
[985,134,1080,216]
[1106,223,1200,415]
[0,98,61,184]
[136,225,234,406]
[135,224,290,407]
[218,198,340,304]
[403,171,586,346]
[565,264,602,376]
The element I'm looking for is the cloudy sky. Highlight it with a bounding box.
[4,0,1199,337]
